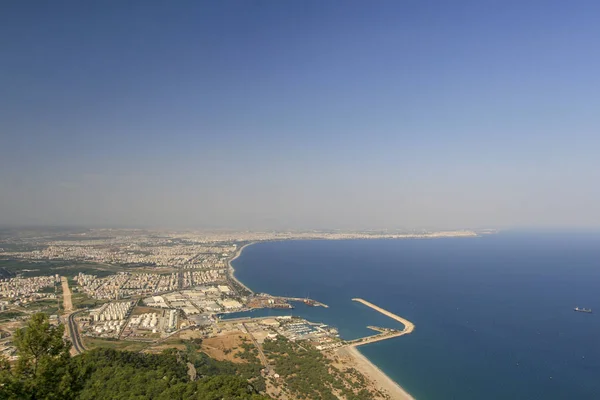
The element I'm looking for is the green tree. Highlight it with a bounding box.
[0,355,18,400]
[0,313,273,399]
[11,313,73,400]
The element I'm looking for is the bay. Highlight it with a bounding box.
[230,232,600,399]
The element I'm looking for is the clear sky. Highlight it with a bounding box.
[1,1,599,230]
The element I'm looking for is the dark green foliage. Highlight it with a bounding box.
[185,342,266,393]
[263,337,339,399]
[158,375,269,400]
[0,313,271,400]
[37,286,56,294]
[71,348,269,400]
[262,337,374,400]
[0,311,25,322]
[3,313,73,400]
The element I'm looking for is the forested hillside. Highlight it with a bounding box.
[0,313,270,400]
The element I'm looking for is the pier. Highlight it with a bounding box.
[277,296,329,308]
[344,298,415,347]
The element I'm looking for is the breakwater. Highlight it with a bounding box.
[347,298,415,347]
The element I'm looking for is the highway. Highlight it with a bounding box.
[61,276,85,354]
[67,310,86,354]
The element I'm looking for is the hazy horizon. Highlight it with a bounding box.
[2,1,600,230]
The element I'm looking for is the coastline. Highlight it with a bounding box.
[335,345,416,400]
[228,242,255,294]
[229,239,417,399]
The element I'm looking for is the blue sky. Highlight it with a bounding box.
[1,1,599,229]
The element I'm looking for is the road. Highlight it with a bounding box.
[61,276,73,313]
[67,310,86,354]
[117,298,139,339]
[61,276,83,354]
[241,322,270,374]
[177,266,184,290]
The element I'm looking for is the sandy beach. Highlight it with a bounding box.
[228,242,255,294]
[334,345,415,400]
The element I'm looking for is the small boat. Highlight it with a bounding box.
[303,298,316,306]
[574,307,592,313]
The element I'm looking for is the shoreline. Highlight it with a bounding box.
[338,345,416,400]
[228,239,417,399]
[228,242,256,294]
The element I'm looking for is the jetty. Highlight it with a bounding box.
[345,298,415,347]
[277,296,329,308]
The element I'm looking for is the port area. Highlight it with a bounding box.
[214,315,341,347]
[279,296,329,308]
[230,298,411,351]
[338,298,414,349]
[247,293,329,309]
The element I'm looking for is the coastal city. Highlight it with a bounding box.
[0,228,475,399]
[2,0,595,398]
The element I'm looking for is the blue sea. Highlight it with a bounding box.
[229,232,600,399]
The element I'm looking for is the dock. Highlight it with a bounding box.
[275,296,329,308]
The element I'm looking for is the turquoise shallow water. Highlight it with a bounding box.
[230,233,600,400]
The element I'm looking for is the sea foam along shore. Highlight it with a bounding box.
[229,240,415,399]
[228,242,255,294]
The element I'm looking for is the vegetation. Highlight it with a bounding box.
[0,259,157,279]
[0,260,119,278]
[0,311,26,322]
[70,294,107,310]
[184,341,266,393]
[0,313,71,400]
[0,313,271,399]
[82,337,150,353]
[23,299,61,316]
[235,342,260,363]
[262,337,376,400]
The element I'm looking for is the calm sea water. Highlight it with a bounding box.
[230,232,600,399]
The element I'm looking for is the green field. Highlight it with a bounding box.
[71,293,108,310]
[22,299,62,315]
[0,259,126,278]
[38,286,57,294]
[0,310,26,322]
[0,259,177,278]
